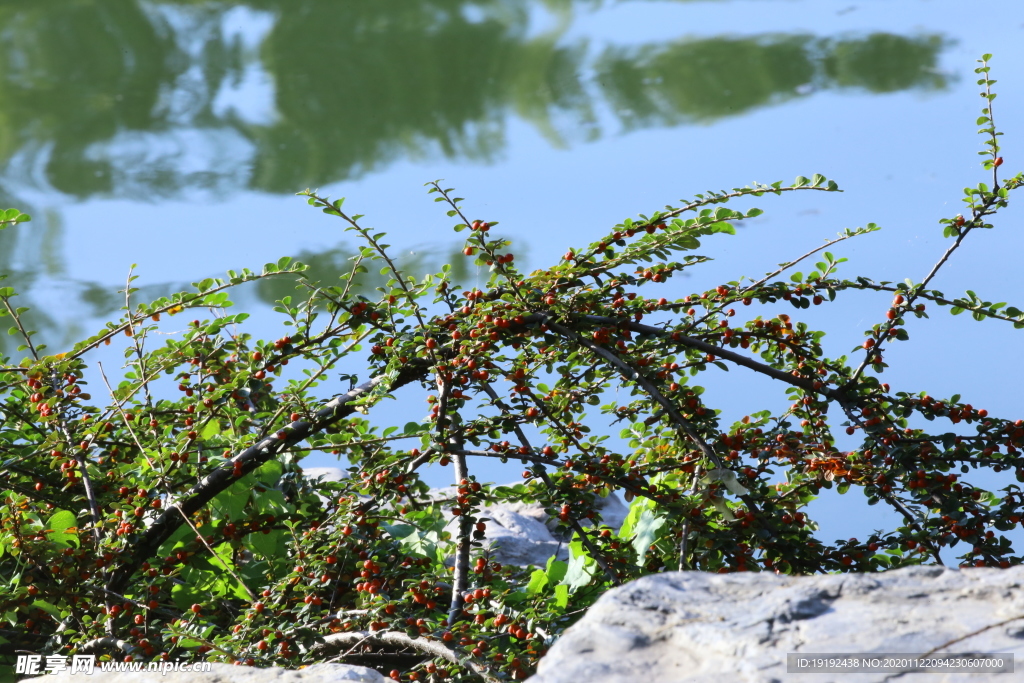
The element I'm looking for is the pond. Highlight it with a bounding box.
[1,0,1021,551]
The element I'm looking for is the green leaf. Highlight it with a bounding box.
[526,568,549,595]
[210,486,249,522]
[560,538,597,589]
[383,519,444,561]
[252,488,290,516]
[553,584,570,608]
[631,508,666,560]
[248,528,286,561]
[31,600,60,620]
[545,555,568,584]
[47,510,79,549]
[200,420,222,439]
[255,460,284,487]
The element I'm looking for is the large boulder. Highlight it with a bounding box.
[528,565,1024,683]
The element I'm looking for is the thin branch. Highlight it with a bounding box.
[105,358,431,595]
[0,295,40,361]
[438,371,473,628]
[476,382,621,586]
[77,637,137,655]
[739,231,864,297]
[310,630,500,683]
[848,188,1007,386]
[546,319,723,470]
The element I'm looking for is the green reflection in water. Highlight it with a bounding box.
[0,1,947,197]
[0,0,949,355]
[596,32,946,128]
[253,240,481,307]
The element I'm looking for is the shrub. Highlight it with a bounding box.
[0,56,1021,681]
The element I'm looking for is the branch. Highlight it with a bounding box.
[476,382,621,586]
[310,630,500,683]
[545,319,723,470]
[77,637,137,655]
[105,359,431,595]
[437,372,472,628]
[848,187,1009,386]
[738,229,868,298]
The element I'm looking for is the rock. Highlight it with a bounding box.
[296,472,628,569]
[302,467,348,506]
[450,486,628,568]
[474,505,568,567]
[302,467,347,483]
[500,493,629,537]
[528,565,1024,683]
[31,662,384,682]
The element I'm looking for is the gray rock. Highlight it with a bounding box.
[528,565,1024,683]
[500,493,628,537]
[31,662,384,683]
[446,486,628,568]
[301,467,347,483]
[296,471,626,569]
[473,505,568,567]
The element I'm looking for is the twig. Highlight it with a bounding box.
[105,359,431,595]
[310,630,500,683]
[77,637,137,655]
[546,319,723,470]
[476,382,621,586]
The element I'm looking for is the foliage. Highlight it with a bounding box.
[0,57,1021,682]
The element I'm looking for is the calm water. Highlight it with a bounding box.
[1,0,1022,549]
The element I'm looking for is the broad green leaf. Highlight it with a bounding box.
[200,420,222,439]
[560,538,597,589]
[545,556,568,584]
[47,510,79,549]
[252,488,290,516]
[248,528,285,561]
[210,486,249,522]
[554,584,570,608]
[526,569,548,595]
[255,460,284,487]
[631,508,666,560]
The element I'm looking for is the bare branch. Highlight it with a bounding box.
[310,630,500,683]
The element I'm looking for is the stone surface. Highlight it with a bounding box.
[499,493,629,537]
[299,470,591,568]
[442,487,629,568]
[527,565,1024,683]
[30,662,384,682]
[472,504,567,566]
[302,467,347,483]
